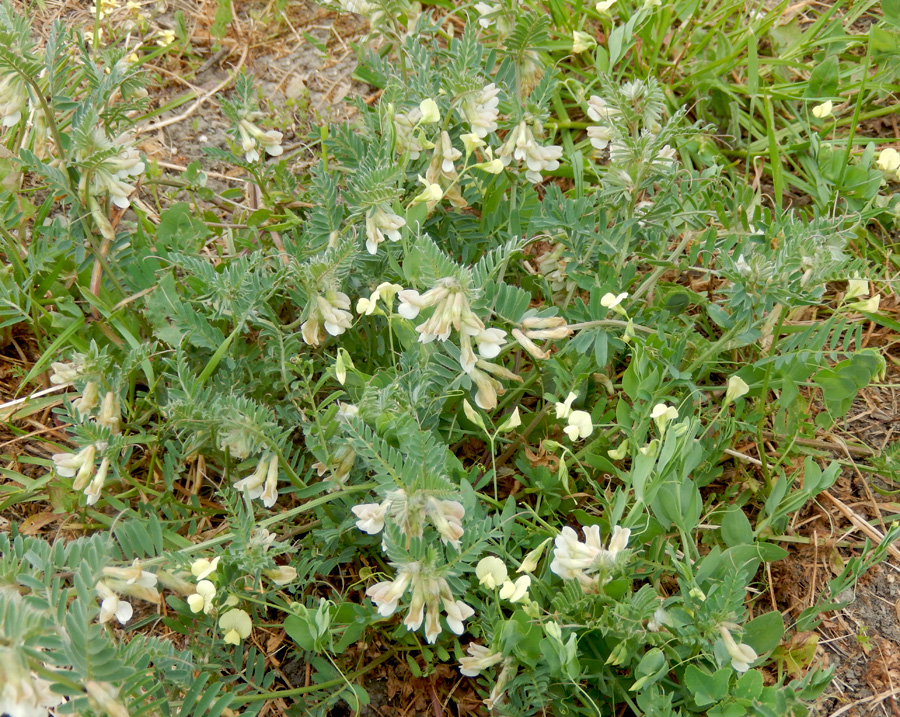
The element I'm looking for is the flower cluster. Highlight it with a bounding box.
[586,95,620,152]
[301,290,353,346]
[233,453,280,508]
[550,525,631,592]
[555,392,594,441]
[352,488,465,548]
[0,72,26,129]
[461,84,500,138]
[398,278,517,409]
[498,120,562,183]
[78,128,145,209]
[237,118,284,163]
[50,362,122,505]
[366,561,475,643]
[96,559,159,625]
[475,556,532,603]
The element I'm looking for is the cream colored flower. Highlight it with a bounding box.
[191,557,220,580]
[418,98,440,124]
[219,609,252,645]
[563,410,593,441]
[459,643,504,677]
[877,148,900,173]
[848,295,880,313]
[572,30,595,54]
[264,566,298,585]
[555,391,578,420]
[811,100,833,119]
[845,278,869,300]
[187,580,216,614]
[498,575,531,603]
[718,626,758,672]
[476,556,508,589]
[84,458,110,506]
[650,403,678,431]
[724,375,749,404]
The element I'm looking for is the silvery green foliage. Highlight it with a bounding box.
[0,0,884,714]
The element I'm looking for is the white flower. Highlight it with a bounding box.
[468,365,502,410]
[260,454,279,508]
[301,291,353,346]
[498,575,531,603]
[517,539,550,574]
[724,375,749,404]
[734,253,751,276]
[877,148,900,173]
[219,609,252,645]
[555,391,578,420]
[474,327,506,358]
[811,100,833,119]
[438,131,463,174]
[462,84,500,138]
[600,291,628,315]
[648,606,670,632]
[595,0,615,10]
[264,566,298,585]
[718,626,758,672]
[84,457,110,506]
[352,501,388,534]
[845,278,869,300]
[97,391,120,433]
[587,125,613,150]
[50,361,82,384]
[848,295,880,313]
[497,406,521,433]
[103,558,157,588]
[563,410,593,441]
[234,455,268,501]
[476,556,508,589]
[425,498,465,548]
[512,328,550,360]
[498,121,562,183]
[364,207,406,254]
[550,524,631,592]
[650,403,678,431]
[72,380,100,418]
[572,30,595,54]
[53,444,97,488]
[419,98,440,124]
[459,644,504,677]
[238,119,284,162]
[79,129,145,208]
[367,566,414,617]
[191,557,220,580]
[393,108,428,158]
[96,581,133,624]
[474,1,500,27]
[187,580,216,614]
[411,175,444,206]
[0,72,27,128]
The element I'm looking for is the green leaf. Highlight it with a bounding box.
[684,665,731,706]
[804,55,839,98]
[721,505,754,547]
[742,610,785,655]
[883,0,900,28]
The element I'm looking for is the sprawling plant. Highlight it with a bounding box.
[0,1,892,715]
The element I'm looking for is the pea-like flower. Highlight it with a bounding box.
[498,575,531,603]
[0,72,26,128]
[72,380,100,419]
[459,643,504,677]
[301,291,353,346]
[84,458,110,506]
[461,84,500,138]
[845,278,869,300]
[877,148,900,173]
[53,444,97,490]
[550,524,631,592]
[238,119,284,162]
[364,207,406,254]
[724,376,749,405]
[563,410,593,441]
[811,100,833,119]
[264,565,298,585]
[234,453,279,508]
[497,121,562,183]
[367,562,474,644]
[219,609,252,645]
[96,581,133,624]
[97,391,121,434]
[555,392,578,420]
[718,626,758,672]
[418,98,440,124]
[191,557,220,580]
[650,403,678,432]
[476,556,508,589]
[187,580,216,614]
[600,291,628,315]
